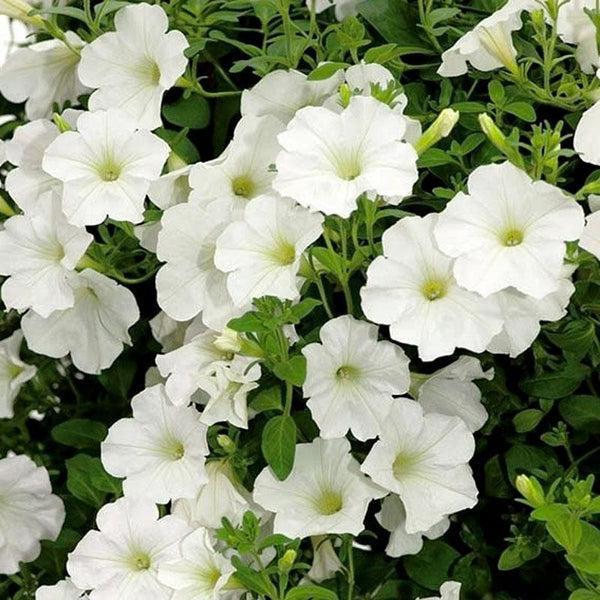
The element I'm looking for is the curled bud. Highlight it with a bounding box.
[278,549,297,573]
[216,434,236,455]
[0,0,43,25]
[414,108,459,155]
[516,474,546,508]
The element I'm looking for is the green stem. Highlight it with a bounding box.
[345,535,355,600]
[0,196,16,217]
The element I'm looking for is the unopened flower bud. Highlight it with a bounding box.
[214,327,242,355]
[0,0,43,25]
[278,549,297,573]
[339,83,352,109]
[414,109,459,155]
[516,475,545,508]
[479,113,525,168]
[217,434,236,455]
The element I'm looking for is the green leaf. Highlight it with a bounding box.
[289,298,322,322]
[231,555,278,596]
[310,247,345,278]
[404,540,460,590]
[250,387,283,414]
[417,148,452,168]
[286,585,339,600]
[519,363,589,399]
[488,80,506,106]
[51,419,108,449]
[273,355,307,387]
[256,533,293,552]
[163,95,210,129]
[559,395,600,433]
[513,409,544,433]
[570,590,600,600]
[363,44,402,64]
[546,319,596,355]
[498,545,527,571]
[227,312,269,333]
[504,102,537,122]
[307,62,349,81]
[261,415,297,480]
[99,357,136,399]
[567,522,600,575]
[66,454,121,507]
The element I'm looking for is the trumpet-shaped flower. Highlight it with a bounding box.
[35,580,88,600]
[42,109,170,226]
[196,357,261,429]
[487,279,575,357]
[308,0,362,20]
[241,68,343,124]
[434,162,584,298]
[0,454,65,575]
[0,32,88,120]
[5,119,60,211]
[190,114,284,216]
[156,201,242,329]
[437,0,535,77]
[574,101,600,166]
[173,460,259,530]
[21,269,139,374]
[580,211,600,258]
[0,193,92,317]
[214,194,323,306]
[419,582,462,600]
[67,497,191,600]
[274,96,418,217]
[361,398,478,534]
[78,3,188,130]
[414,356,493,433]
[101,384,209,503]
[556,0,599,73]
[361,214,503,361]
[376,494,450,558]
[157,528,236,600]
[156,325,244,406]
[302,314,410,440]
[253,437,385,538]
[0,330,36,418]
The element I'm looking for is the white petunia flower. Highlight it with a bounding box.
[308,0,363,20]
[156,201,243,329]
[156,324,244,407]
[487,279,575,357]
[0,32,88,120]
[418,581,462,600]
[361,398,478,534]
[196,357,261,429]
[433,162,584,298]
[574,101,600,166]
[78,3,188,130]
[241,68,343,124]
[0,330,36,418]
[101,384,209,503]
[134,165,192,253]
[190,115,284,216]
[214,194,324,306]
[253,437,385,538]
[42,109,170,226]
[5,119,60,211]
[157,528,236,600]
[173,460,259,530]
[21,269,140,374]
[376,494,450,558]
[305,537,344,583]
[556,0,598,73]
[149,312,191,353]
[437,0,536,77]
[302,314,410,440]
[274,96,418,217]
[67,497,191,600]
[580,210,600,258]
[413,356,493,433]
[35,579,88,600]
[0,192,92,317]
[0,454,65,575]
[361,214,503,361]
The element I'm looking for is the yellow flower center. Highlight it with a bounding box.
[231,174,256,198]
[501,228,524,247]
[421,278,447,301]
[336,365,358,380]
[129,552,151,571]
[268,239,296,266]
[97,158,122,182]
[392,452,418,480]
[315,490,343,516]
